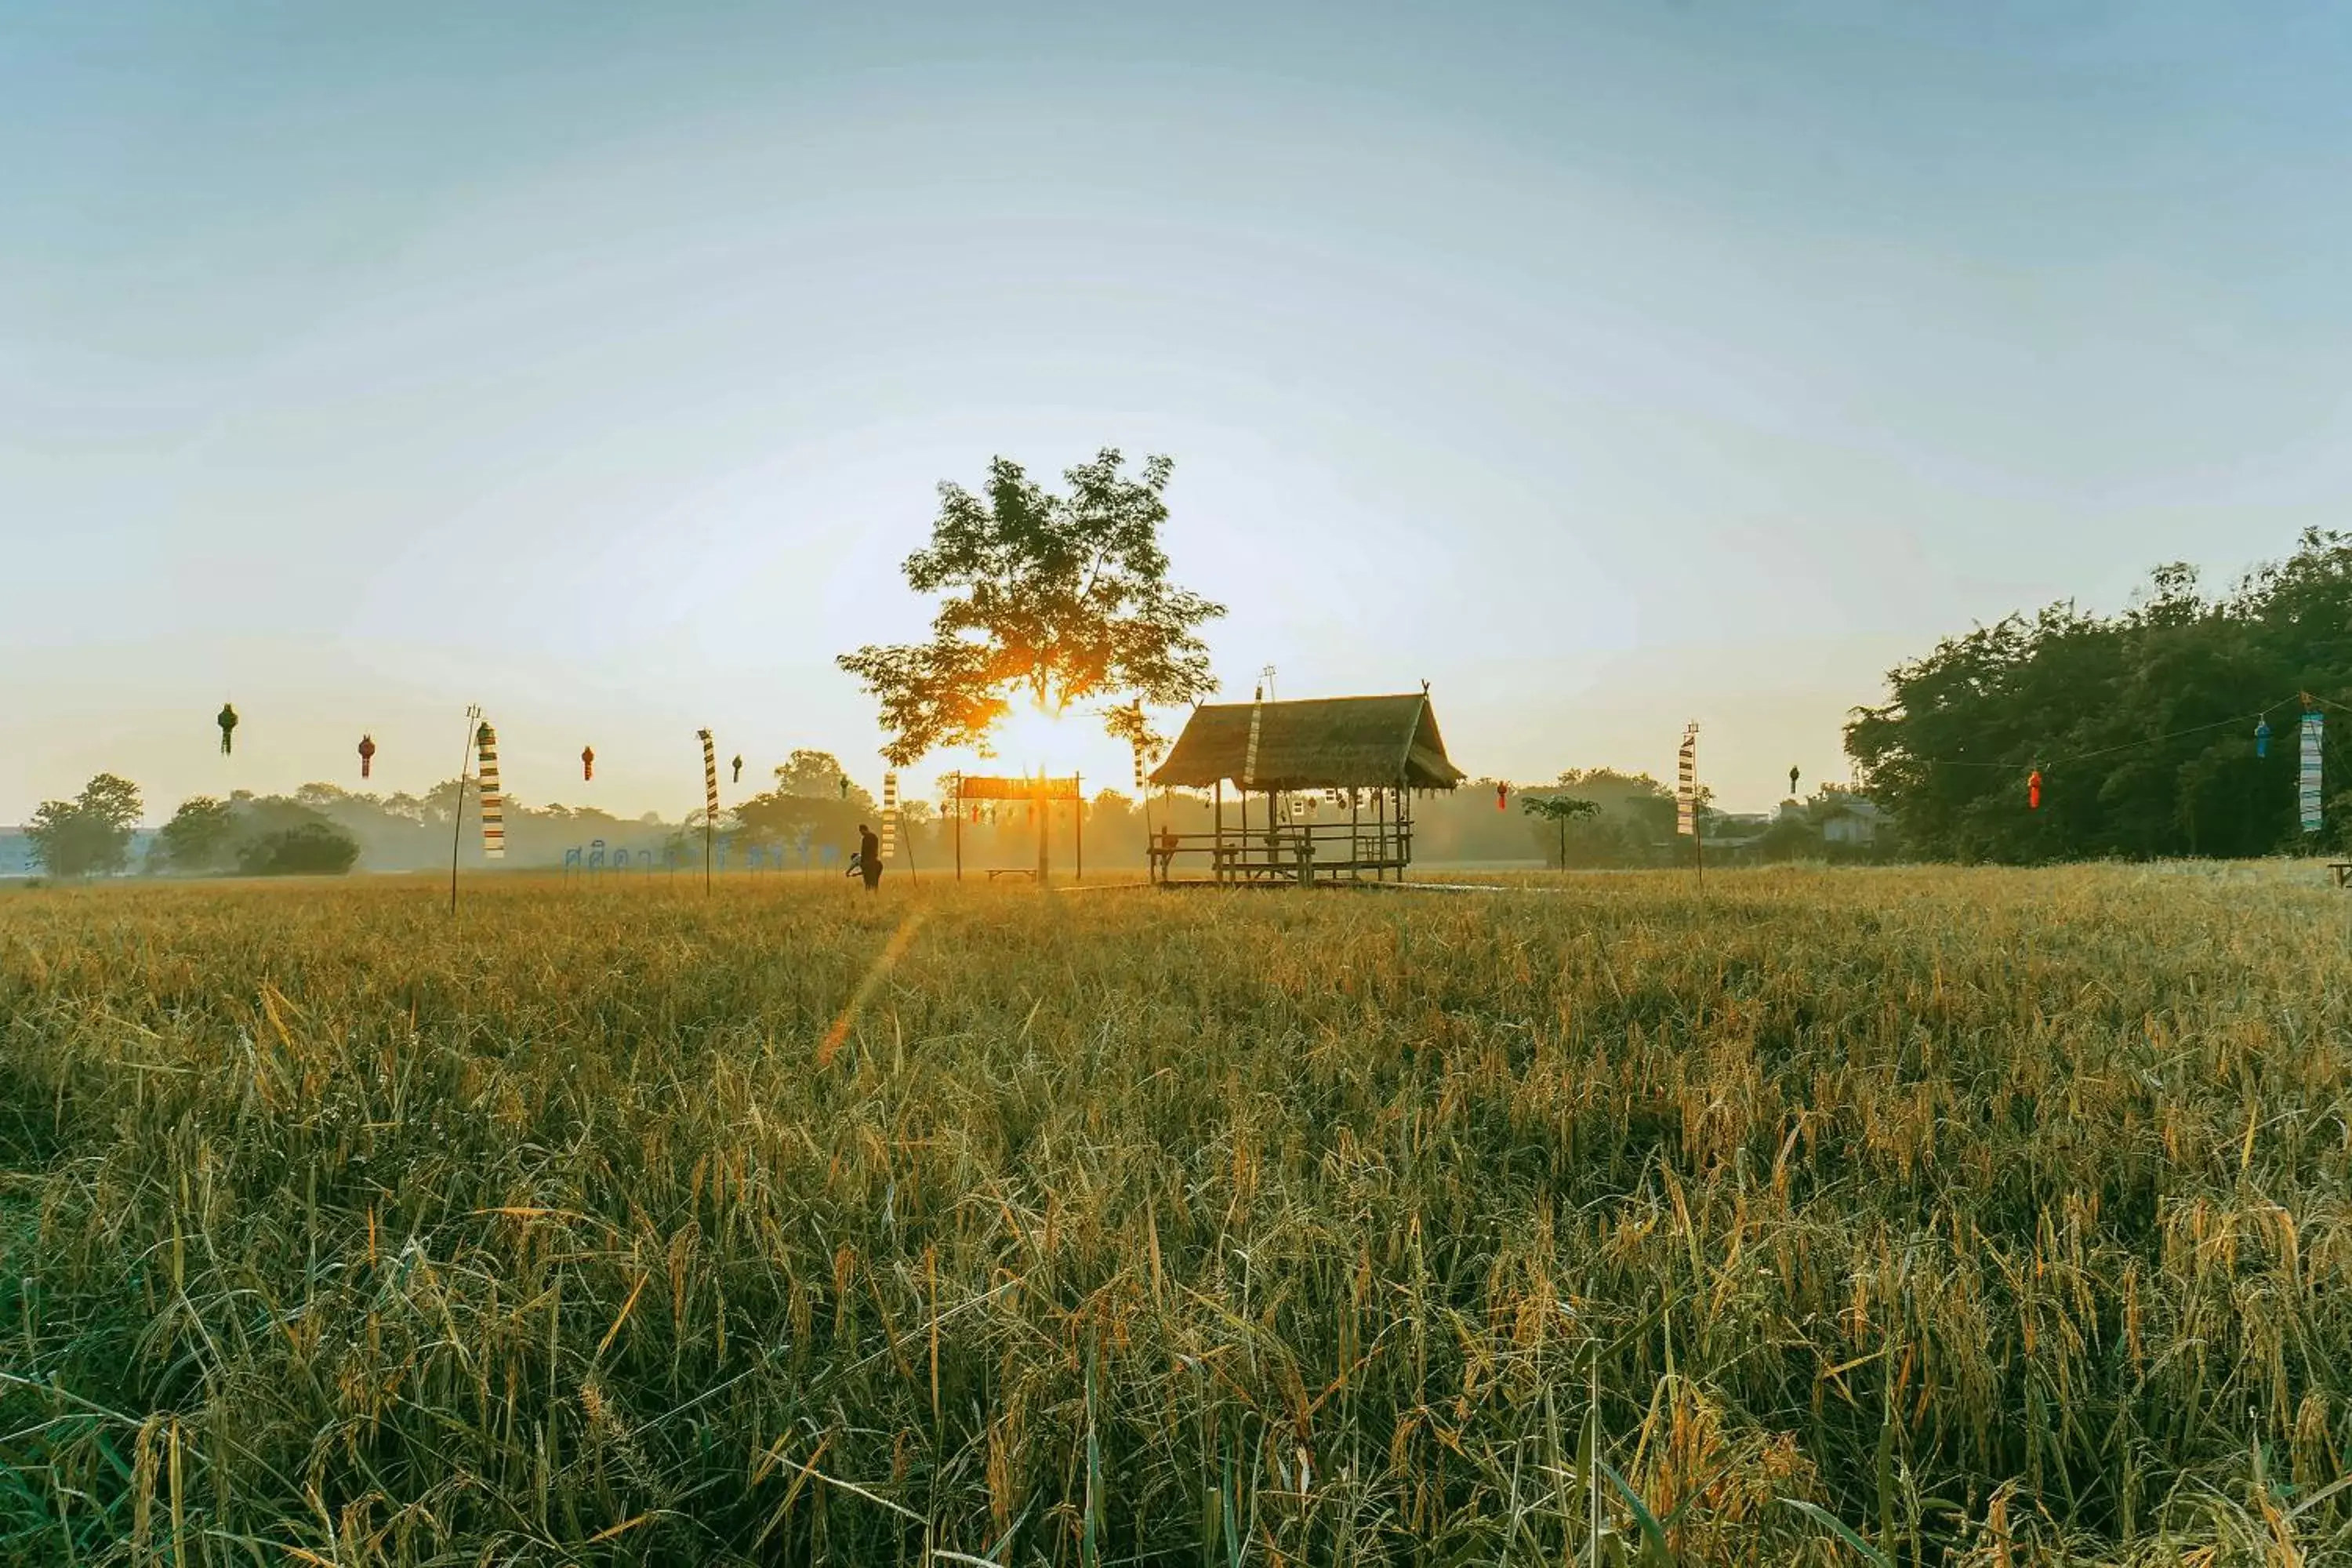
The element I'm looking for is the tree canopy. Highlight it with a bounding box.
[25,774,142,878]
[1846,530,2352,861]
[838,450,1225,767]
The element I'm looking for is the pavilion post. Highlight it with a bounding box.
[1214,780,1225,884]
[1075,772,1083,884]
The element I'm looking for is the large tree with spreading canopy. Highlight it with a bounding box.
[837,449,1225,769]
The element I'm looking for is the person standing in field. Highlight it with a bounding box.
[857,822,883,894]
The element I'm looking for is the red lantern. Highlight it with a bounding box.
[1496,782,1509,811]
[357,734,376,780]
[2027,769,2042,810]
[582,746,595,782]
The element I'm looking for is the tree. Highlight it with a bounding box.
[154,796,238,873]
[1847,532,2344,862]
[773,749,862,801]
[1520,792,1600,869]
[25,774,143,878]
[838,450,1225,766]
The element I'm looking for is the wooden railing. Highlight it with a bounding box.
[1148,821,1414,884]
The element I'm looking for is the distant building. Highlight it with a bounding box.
[1817,793,1890,847]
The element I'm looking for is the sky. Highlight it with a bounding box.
[6,1,2350,823]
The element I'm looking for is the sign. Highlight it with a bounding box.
[956,774,1082,801]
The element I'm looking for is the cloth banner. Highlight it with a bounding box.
[699,730,718,824]
[880,771,898,858]
[2301,711,2325,834]
[1676,724,1698,838]
[1243,687,1264,788]
[477,723,504,859]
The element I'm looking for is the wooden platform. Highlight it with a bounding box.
[1149,824,1416,886]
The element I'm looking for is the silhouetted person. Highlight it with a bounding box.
[857,823,882,893]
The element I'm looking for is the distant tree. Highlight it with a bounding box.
[773,749,859,800]
[236,822,361,877]
[1520,792,1599,869]
[154,796,238,873]
[838,449,1225,767]
[25,774,142,878]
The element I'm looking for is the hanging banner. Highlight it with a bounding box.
[477,722,504,859]
[1676,723,1698,838]
[1243,686,1265,789]
[880,771,898,859]
[957,775,1082,801]
[2301,711,2325,834]
[699,730,719,822]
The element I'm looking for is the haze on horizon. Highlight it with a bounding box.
[7,2,2347,824]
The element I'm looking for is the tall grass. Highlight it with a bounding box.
[2,865,2349,1564]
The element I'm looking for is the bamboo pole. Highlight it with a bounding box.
[448,704,480,916]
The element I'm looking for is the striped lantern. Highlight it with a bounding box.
[1675,723,1698,839]
[699,730,718,822]
[477,722,504,859]
[2301,711,2325,834]
[880,771,898,859]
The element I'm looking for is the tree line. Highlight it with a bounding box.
[1846,528,2352,862]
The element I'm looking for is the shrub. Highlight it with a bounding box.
[234,822,360,877]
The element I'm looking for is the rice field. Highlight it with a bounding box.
[3,865,2350,1566]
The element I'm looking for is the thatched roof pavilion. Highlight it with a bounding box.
[1150,692,1465,793]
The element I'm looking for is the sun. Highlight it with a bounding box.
[994,700,1072,769]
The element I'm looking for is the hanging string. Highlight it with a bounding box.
[1895,695,2299,772]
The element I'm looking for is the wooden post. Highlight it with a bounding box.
[1075,773,1083,884]
[1239,785,1249,879]
[953,779,963,882]
[1376,786,1388,880]
[1214,780,1225,884]
[1035,766,1049,885]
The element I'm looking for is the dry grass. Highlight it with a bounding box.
[3,865,2350,1565]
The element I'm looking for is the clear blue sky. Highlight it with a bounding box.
[7,2,2348,822]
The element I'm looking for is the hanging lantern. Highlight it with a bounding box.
[357,733,376,780]
[839,776,851,800]
[2027,769,2042,811]
[1496,782,1509,811]
[2255,720,2271,759]
[216,702,238,757]
[581,746,595,782]
[731,753,744,784]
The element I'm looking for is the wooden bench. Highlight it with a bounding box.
[2331,862,2352,888]
[984,868,1035,883]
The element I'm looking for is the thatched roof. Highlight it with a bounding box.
[1150,693,1466,792]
